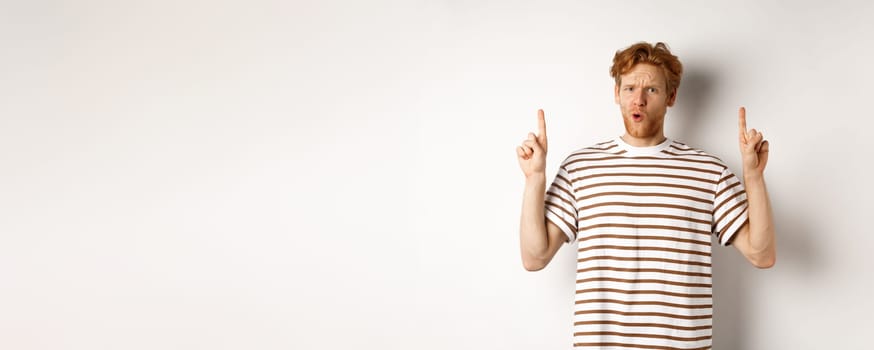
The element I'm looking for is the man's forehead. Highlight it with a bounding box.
[620,65,666,84]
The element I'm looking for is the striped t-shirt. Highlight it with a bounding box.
[544,136,748,350]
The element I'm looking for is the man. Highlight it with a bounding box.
[515,42,776,349]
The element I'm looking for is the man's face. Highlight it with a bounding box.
[614,63,676,139]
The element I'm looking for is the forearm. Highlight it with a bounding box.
[520,173,549,260]
[743,173,776,256]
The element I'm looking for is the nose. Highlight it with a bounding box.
[632,89,646,106]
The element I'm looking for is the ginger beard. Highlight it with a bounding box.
[622,107,665,139]
[614,63,676,143]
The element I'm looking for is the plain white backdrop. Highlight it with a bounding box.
[1,0,872,349]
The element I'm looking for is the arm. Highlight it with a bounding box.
[516,109,568,271]
[731,107,776,268]
[520,173,569,271]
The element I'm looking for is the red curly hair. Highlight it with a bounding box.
[610,42,683,95]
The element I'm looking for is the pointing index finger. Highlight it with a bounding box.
[738,107,747,142]
[537,109,547,142]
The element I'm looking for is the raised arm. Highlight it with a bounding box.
[731,107,777,268]
[516,109,568,271]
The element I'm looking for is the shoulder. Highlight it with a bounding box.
[664,140,730,171]
[568,139,623,158]
[558,139,622,167]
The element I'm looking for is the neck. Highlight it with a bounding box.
[621,133,667,147]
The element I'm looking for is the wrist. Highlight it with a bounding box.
[525,172,547,184]
[743,171,764,183]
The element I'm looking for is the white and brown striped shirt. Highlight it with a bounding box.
[544,136,748,350]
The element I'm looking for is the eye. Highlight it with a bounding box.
[647,87,658,93]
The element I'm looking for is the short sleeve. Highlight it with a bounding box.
[712,167,749,246]
[544,164,578,244]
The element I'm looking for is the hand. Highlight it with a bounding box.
[738,107,769,177]
[516,109,549,178]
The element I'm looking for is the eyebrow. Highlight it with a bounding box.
[621,83,663,88]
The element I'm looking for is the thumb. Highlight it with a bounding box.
[759,140,770,168]
[524,136,544,155]
[529,132,546,153]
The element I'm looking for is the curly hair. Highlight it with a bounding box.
[610,42,683,94]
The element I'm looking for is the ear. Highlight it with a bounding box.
[614,84,620,104]
[666,88,677,107]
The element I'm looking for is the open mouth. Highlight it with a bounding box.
[632,113,644,122]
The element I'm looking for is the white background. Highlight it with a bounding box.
[2,1,872,349]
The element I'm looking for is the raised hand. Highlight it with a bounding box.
[738,107,769,177]
[517,109,549,178]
